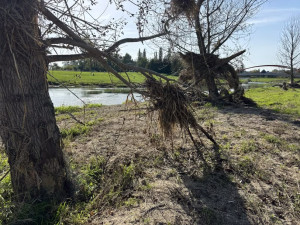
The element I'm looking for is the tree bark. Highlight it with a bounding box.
[290,60,295,86]
[0,0,71,201]
[204,71,219,100]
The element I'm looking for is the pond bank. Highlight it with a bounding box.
[58,103,299,224]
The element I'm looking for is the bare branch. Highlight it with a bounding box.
[47,54,89,62]
[105,32,168,53]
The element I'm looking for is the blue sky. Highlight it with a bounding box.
[244,0,300,69]
[114,0,300,70]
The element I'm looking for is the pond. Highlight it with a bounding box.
[49,87,143,107]
[49,82,267,107]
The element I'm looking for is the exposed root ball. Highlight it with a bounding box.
[179,52,240,91]
[145,78,197,137]
[170,0,196,18]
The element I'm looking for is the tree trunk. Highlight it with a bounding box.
[290,60,295,86]
[204,71,219,100]
[0,0,71,202]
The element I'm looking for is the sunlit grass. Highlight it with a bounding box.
[47,70,177,86]
[245,87,300,116]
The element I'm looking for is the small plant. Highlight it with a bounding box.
[61,124,90,139]
[123,197,139,207]
[55,105,82,114]
[56,114,71,122]
[263,134,282,145]
[0,151,13,224]
[86,103,102,108]
[239,140,257,153]
[235,156,255,181]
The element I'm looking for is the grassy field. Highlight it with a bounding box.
[245,87,300,116]
[47,70,177,87]
[240,77,300,84]
[48,70,300,87]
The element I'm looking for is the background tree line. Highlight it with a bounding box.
[52,47,183,75]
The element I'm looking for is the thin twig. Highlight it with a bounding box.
[0,170,10,182]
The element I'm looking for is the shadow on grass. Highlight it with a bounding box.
[169,145,251,225]
[215,103,300,128]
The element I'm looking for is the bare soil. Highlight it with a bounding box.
[59,103,300,225]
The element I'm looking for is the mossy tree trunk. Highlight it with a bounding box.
[0,0,70,201]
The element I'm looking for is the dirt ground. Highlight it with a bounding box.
[59,103,300,225]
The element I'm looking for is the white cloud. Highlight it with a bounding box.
[248,17,286,25]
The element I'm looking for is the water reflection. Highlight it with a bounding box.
[49,87,143,107]
[49,82,266,107]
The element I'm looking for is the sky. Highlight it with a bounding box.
[244,0,300,70]
[110,0,300,70]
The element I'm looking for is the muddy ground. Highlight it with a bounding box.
[59,103,300,225]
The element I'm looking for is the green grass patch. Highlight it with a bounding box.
[262,134,283,145]
[0,150,13,224]
[240,77,300,84]
[86,103,102,108]
[55,104,102,115]
[48,70,177,87]
[61,124,90,139]
[55,105,82,114]
[245,87,300,116]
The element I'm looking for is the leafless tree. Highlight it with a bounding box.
[278,17,300,86]
[0,0,169,202]
[151,0,266,101]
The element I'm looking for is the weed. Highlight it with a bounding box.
[0,150,13,224]
[56,114,71,122]
[239,140,257,153]
[139,181,152,191]
[235,156,255,181]
[61,124,90,139]
[287,144,299,152]
[222,134,229,141]
[123,197,139,207]
[263,134,282,145]
[55,105,82,114]
[86,103,102,108]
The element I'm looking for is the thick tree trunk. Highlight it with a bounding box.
[204,72,219,100]
[0,0,71,201]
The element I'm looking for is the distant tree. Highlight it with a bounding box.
[122,53,134,64]
[143,49,147,59]
[50,63,61,70]
[278,17,300,86]
[249,69,260,73]
[170,53,183,75]
[137,57,148,68]
[159,47,163,62]
[138,49,142,59]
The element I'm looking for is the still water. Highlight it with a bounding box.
[49,82,266,107]
[49,87,143,107]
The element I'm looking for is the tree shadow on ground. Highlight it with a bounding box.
[168,145,251,225]
[216,104,300,128]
